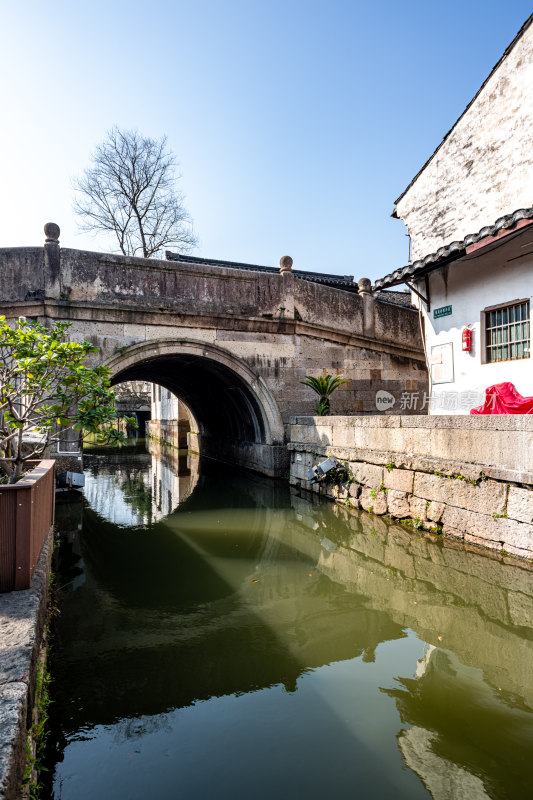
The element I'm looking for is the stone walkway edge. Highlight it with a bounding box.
[0,532,53,800]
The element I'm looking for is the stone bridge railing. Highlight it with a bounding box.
[0,226,428,476]
[0,225,423,358]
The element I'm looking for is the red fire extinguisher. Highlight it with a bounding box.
[462,326,472,352]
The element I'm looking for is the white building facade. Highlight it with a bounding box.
[375,16,533,413]
[149,384,197,447]
[414,220,532,413]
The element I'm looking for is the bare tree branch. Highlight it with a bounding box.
[73,127,198,258]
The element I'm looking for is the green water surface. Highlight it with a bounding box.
[45,442,533,800]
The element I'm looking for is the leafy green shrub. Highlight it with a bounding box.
[301,373,349,416]
[0,316,132,483]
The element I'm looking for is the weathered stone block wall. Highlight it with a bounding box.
[395,18,533,259]
[294,279,421,348]
[289,415,533,559]
[0,248,45,302]
[373,297,421,348]
[294,279,364,332]
[58,249,286,318]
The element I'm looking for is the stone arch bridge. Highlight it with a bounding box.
[0,225,427,476]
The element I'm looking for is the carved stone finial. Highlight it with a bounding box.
[358,277,372,295]
[44,222,60,243]
[280,256,293,274]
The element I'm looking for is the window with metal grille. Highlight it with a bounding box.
[485,300,530,362]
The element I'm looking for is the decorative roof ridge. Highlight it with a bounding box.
[373,207,533,290]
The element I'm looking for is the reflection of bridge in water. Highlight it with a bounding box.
[54,451,533,799]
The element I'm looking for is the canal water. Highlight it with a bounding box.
[45,441,533,800]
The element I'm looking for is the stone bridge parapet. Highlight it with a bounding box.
[0,226,428,475]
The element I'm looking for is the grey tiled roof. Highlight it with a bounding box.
[373,207,533,291]
[375,290,414,308]
[166,251,357,290]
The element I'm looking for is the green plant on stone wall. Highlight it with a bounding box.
[370,483,387,500]
[313,397,330,416]
[326,461,353,485]
[22,655,51,799]
[301,373,349,416]
[434,469,479,486]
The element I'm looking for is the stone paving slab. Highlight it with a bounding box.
[0,533,52,800]
[0,683,28,800]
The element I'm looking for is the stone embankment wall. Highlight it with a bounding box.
[289,415,533,560]
[0,534,52,800]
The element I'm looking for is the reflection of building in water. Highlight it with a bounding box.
[84,466,153,527]
[148,385,197,449]
[149,440,199,518]
[399,726,490,800]
[83,448,199,527]
[395,647,490,800]
[384,644,533,800]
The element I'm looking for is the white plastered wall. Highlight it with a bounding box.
[412,229,533,413]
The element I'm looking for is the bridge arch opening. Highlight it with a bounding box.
[106,340,287,477]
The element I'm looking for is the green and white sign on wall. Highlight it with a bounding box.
[434,305,452,319]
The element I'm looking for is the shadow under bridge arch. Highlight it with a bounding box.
[106,340,288,477]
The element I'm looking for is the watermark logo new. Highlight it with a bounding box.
[375,390,395,411]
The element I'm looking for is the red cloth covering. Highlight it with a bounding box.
[470,382,533,414]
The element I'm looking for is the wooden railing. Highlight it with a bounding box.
[0,460,55,592]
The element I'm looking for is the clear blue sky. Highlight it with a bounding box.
[1,1,531,281]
